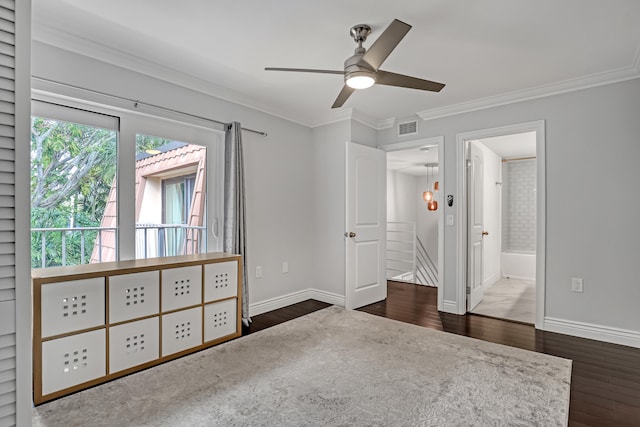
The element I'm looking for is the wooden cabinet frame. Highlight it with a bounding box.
[32,253,242,404]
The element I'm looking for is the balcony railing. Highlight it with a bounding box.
[31,224,206,268]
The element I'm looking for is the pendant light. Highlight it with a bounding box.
[423,164,433,203]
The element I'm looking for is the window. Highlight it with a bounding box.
[30,100,223,268]
[30,102,118,268]
[134,134,208,259]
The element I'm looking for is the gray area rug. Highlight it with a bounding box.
[33,306,571,426]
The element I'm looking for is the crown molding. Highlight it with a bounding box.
[33,20,640,131]
[416,65,640,122]
[376,118,395,130]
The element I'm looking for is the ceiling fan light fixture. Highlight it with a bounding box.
[345,71,376,89]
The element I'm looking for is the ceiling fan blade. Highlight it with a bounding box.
[362,19,411,70]
[376,70,445,92]
[265,67,345,75]
[331,85,355,108]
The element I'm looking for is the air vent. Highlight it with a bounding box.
[398,120,418,136]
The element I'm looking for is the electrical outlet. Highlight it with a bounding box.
[571,277,583,292]
[282,262,289,274]
[256,266,263,278]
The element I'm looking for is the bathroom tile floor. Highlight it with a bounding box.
[471,277,536,324]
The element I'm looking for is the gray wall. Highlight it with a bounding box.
[378,78,640,332]
[32,41,317,312]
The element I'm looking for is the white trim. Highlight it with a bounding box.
[417,67,640,122]
[308,289,346,306]
[544,317,640,349]
[482,272,501,289]
[377,136,445,312]
[456,121,546,326]
[378,136,442,152]
[248,289,345,317]
[443,300,458,314]
[249,289,314,317]
[377,118,395,130]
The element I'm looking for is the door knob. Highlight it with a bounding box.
[482,231,489,236]
[344,232,356,238]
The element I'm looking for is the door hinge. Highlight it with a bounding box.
[466,286,471,294]
[466,159,472,168]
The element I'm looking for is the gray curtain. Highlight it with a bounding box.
[224,122,250,325]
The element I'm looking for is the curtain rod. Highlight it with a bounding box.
[31,76,268,137]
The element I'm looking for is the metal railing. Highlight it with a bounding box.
[135,224,206,259]
[386,221,438,286]
[386,222,417,283]
[416,235,438,286]
[31,224,206,268]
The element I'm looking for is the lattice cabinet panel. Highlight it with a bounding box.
[40,278,105,338]
[204,261,238,302]
[109,317,160,374]
[204,298,237,342]
[41,329,106,395]
[161,265,202,311]
[32,253,241,404]
[109,271,160,324]
[161,307,203,357]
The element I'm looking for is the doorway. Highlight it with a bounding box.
[456,121,545,328]
[467,132,537,324]
[380,137,445,311]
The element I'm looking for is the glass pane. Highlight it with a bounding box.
[31,116,117,268]
[135,134,207,259]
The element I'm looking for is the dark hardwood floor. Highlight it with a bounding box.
[245,281,640,427]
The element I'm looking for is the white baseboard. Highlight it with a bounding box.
[503,274,535,281]
[308,289,345,306]
[249,288,345,317]
[544,317,640,349]
[483,272,500,290]
[443,299,459,314]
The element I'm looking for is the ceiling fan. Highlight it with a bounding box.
[265,19,445,109]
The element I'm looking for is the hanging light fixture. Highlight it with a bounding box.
[422,164,433,203]
[424,163,438,211]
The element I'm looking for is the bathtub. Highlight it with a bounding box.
[501,251,536,280]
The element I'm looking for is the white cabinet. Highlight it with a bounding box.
[109,317,159,374]
[41,329,106,395]
[161,307,203,356]
[109,271,160,324]
[33,254,241,404]
[40,277,105,338]
[204,298,237,342]
[204,261,238,302]
[161,265,202,311]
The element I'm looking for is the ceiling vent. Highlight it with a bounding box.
[398,120,418,136]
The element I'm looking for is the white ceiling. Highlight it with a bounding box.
[32,0,640,128]
[387,146,438,177]
[474,131,536,159]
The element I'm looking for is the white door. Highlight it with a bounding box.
[345,142,387,310]
[467,142,484,310]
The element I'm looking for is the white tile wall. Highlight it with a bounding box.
[502,160,536,252]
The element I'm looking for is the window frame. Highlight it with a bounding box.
[30,96,225,265]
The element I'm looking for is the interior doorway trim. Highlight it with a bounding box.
[455,121,546,329]
[379,136,445,312]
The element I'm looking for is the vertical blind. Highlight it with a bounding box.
[0,0,17,425]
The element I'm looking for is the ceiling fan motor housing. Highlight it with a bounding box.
[344,54,376,85]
